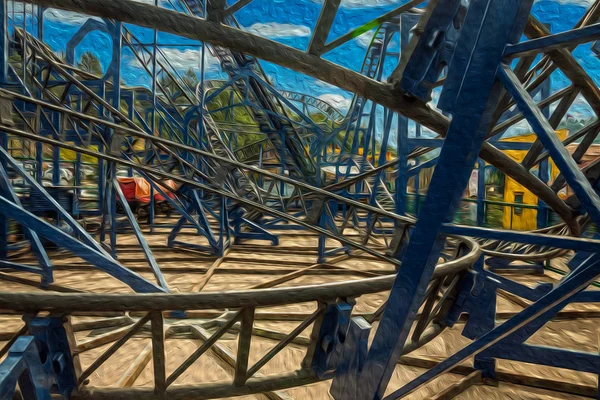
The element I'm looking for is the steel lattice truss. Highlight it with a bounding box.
[1,0,600,399]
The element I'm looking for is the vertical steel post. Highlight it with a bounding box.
[0,0,7,84]
[108,21,122,257]
[0,0,6,258]
[354,0,533,397]
[537,78,551,228]
[477,159,486,226]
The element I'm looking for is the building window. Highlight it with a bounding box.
[514,192,524,216]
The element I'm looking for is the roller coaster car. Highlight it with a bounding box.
[116,177,178,220]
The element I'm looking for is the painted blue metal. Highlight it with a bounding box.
[26,317,78,398]
[505,22,600,57]
[385,251,600,399]
[354,0,534,397]
[0,195,165,292]
[2,0,600,398]
[498,64,600,226]
[442,224,600,252]
[113,178,169,289]
[0,0,7,84]
[232,209,278,246]
[0,336,52,400]
[396,0,463,103]
[0,147,109,256]
[0,162,52,285]
[330,317,371,400]
[312,302,354,379]
[568,230,600,271]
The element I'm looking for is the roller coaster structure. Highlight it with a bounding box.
[1,0,600,398]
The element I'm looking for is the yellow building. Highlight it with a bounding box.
[500,130,567,230]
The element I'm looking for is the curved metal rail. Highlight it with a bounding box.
[0,236,478,398]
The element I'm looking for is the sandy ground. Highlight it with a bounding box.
[1,225,599,399]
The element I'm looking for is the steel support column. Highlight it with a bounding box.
[353,0,534,397]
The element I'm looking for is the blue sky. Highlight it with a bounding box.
[6,0,600,142]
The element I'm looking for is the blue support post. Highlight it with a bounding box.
[330,318,371,399]
[414,162,420,215]
[37,3,44,41]
[477,159,485,226]
[353,0,533,397]
[73,152,81,218]
[0,129,6,261]
[395,13,421,215]
[537,78,551,228]
[0,162,53,285]
[0,195,164,292]
[0,336,52,400]
[113,179,168,290]
[312,302,354,378]
[499,64,600,226]
[0,0,7,84]
[386,252,600,399]
[27,316,79,398]
[397,117,408,216]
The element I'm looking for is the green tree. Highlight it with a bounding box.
[183,68,199,90]
[77,51,103,76]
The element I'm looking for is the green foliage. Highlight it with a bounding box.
[77,51,103,76]
[183,68,199,90]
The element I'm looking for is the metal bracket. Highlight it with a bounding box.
[27,316,80,398]
[393,0,467,104]
[311,301,355,378]
[330,317,371,400]
[447,271,499,339]
[0,336,52,400]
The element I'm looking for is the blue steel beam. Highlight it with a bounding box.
[440,224,600,252]
[113,179,169,290]
[0,0,7,84]
[0,146,110,257]
[0,162,53,285]
[353,0,534,397]
[498,64,600,226]
[0,196,165,293]
[0,336,51,400]
[385,252,600,399]
[505,22,600,58]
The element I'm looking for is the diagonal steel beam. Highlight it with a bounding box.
[28,0,450,135]
[0,196,165,293]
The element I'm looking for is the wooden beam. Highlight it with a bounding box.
[234,307,255,386]
[78,313,151,385]
[150,311,166,395]
[191,249,230,292]
[430,370,483,400]
[116,343,153,388]
[307,0,341,55]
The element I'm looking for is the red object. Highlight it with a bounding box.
[117,177,177,204]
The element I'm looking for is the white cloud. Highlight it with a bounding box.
[356,31,376,47]
[310,0,405,8]
[569,93,596,118]
[246,22,311,38]
[534,0,593,5]
[7,2,26,14]
[319,93,352,111]
[44,0,170,25]
[341,0,403,7]
[160,48,220,71]
[501,118,534,138]
[44,9,101,24]
[126,47,220,74]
